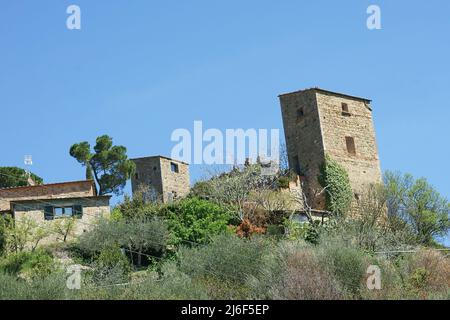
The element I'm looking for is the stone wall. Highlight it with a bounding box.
[159,157,190,203]
[13,196,110,245]
[315,91,382,197]
[131,156,190,203]
[0,181,96,211]
[279,90,326,208]
[279,88,382,210]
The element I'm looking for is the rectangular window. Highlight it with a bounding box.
[170,162,179,173]
[296,108,304,121]
[293,155,301,175]
[346,136,356,155]
[341,103,350,116]
[44,205,82,220]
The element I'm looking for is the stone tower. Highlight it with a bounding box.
[279,88,382,209]
[131,156,190,203]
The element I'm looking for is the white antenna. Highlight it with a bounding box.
[24,155,33,182]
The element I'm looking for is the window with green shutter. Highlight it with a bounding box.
[44,206,54,220]
[73,205,83,219]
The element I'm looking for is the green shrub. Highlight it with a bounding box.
[318,241,368,298]
[271,242,345,300]
[277,176,290,189]
[0,250,56,279]
[163,198,232,245]
[75,216,169,267]
[0,217,7,256]
[0,272,67,300]
[178,234,270,299]
[88,245,132,286]
[318,155,353,215]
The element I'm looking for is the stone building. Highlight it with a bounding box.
[279,88,382,209]
[0,180,110,243]
[131,156,190,203]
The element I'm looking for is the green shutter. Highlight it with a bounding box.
[73,205,83,219]
[44,206,54,220]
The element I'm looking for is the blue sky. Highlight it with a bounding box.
[1,1,449,243]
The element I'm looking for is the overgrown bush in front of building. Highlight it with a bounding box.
[162,197,232,245]
[75,216,169,268]
[86,245,132,286]
[318,155,353,215]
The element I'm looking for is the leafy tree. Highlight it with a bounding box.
[69,135,135,195]
[162,198,232,245]
[384,171,450,245]
[0,167,43,189]
[3,216,50,253]
[318,155,353,215]
[76,216,169,268]
[53,217,77,242]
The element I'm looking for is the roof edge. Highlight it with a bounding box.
[131,155,189,166]
[278,87,372,104]
[0,180,96,192]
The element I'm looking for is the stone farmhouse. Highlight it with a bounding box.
[0,180,110,242]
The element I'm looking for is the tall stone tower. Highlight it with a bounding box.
[131,156,190,203]
[279,88,382,209]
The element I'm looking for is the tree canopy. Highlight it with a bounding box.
[0,167,43,189]
[384,171,450,246]
[69,135,135,196]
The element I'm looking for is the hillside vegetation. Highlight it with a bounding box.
[0,164,449,300]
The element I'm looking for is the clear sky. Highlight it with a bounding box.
[1,1,449,243]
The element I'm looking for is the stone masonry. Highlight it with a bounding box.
[0,180,110,244]
[279,88,382,209]
[131,156,190,203]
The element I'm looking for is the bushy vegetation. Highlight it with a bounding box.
[0,165,449,300]
[318,155,353,215]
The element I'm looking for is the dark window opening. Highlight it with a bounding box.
[135,172,139,180]
[44,205,83,220]
[293,155,301,175]
[346,136,356,155]
[170,162,179,173]
[296,108,304,120]
[341,103,350,116]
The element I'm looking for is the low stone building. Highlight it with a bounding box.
[131,155,190,203]
[0,180,110,242]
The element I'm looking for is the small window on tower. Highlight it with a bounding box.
[341,103,350,116]
[171,162,179,173]
[135,172,139,180]
[293,155,301,175]
[296,108,304,120]
[346,136,356,155]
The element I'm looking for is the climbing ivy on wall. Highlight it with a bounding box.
[318,155,353,215]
